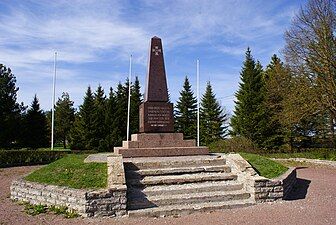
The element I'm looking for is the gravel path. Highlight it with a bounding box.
[1,164,335,225]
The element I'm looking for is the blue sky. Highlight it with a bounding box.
[0,0,306,114]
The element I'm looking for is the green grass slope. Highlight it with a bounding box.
[25,154,107,189]
[240,153,288,179]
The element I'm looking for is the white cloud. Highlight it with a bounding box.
[0,0,302,110]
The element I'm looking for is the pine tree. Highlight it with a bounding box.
[69,86,95,150]
[22,95,49,149]
[54,92,75,148]
[200,81,228,145]
[231,48,268,147]
[175,76,197,139]
[92,85,107,151]
[0,64,23,148]
[130,77,142,134]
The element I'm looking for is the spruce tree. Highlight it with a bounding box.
[130,77,142,134]
[231,48,267,147]
[92,85,107,151]
[175,76,197,139]
[54,92,75,148]
[114,82,128,145]
[104,87,119,150]
[69,86,95,150]
[0,64,22,148]
[263,55,289,148]
[200,81,228,145]
[22,95,49,149]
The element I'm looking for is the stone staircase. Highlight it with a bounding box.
[124,155,255,217]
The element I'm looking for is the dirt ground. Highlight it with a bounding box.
[0,164,335,225]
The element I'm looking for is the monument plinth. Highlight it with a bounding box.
[114,36,209,157]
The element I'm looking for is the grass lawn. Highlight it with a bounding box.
[25,154,107,189]
[38,147,71,151]
[240,153,288,179]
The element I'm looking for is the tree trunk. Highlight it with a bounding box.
[63,136,66,149]
[330,111,335,147]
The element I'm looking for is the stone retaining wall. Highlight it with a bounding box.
[10,179,127,217]
[254,167,297,203]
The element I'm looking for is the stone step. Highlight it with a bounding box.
[128,198,255,216]
[128,190,251,209]
[131,133,185,142]
[124,155,226,170]
[116,146,209,158]
[122,137,196,148]
[126,165,231,178]
[126,173,237,187]
[122,139,196,148]
[128,180,244,197]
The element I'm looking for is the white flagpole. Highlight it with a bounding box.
[51,52,57,150]
[197,59,200,147]
[126,55,132,141]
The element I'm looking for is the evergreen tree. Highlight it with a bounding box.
[200,81,228,145]
[114,82,128,145]
[263,55,289,149]
[69,86,95,150]
[130,77,142,134]
[231,48,267,147]
[175,76,197,139]
[92,85,107,151]
[54,92,75,148]
[0,64,22,148]
[22,95,49,149]
[104,87,119,150]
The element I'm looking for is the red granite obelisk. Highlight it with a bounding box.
[114,36,209,157]
[139,36,174,133]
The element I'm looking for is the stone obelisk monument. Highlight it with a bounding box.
[139,36,174,133]
[114,36,208,157]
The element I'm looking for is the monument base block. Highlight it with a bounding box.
[139,102,174,133]
[114,133,209,158]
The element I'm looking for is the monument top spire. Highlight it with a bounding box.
[145,36,169,102]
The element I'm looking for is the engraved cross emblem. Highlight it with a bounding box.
[152,46,162,55]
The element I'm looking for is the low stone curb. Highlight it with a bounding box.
[253,167,297,203]
[10,179,127,217]
[273,158,336,167]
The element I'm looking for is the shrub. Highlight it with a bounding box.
[0,150,69,168]
[209,136,257,153]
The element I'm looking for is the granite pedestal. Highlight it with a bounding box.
[114,133,208,158]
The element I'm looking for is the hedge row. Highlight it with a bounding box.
[0,150,69,168]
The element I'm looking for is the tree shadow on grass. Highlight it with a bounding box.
[284,178,311,201]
